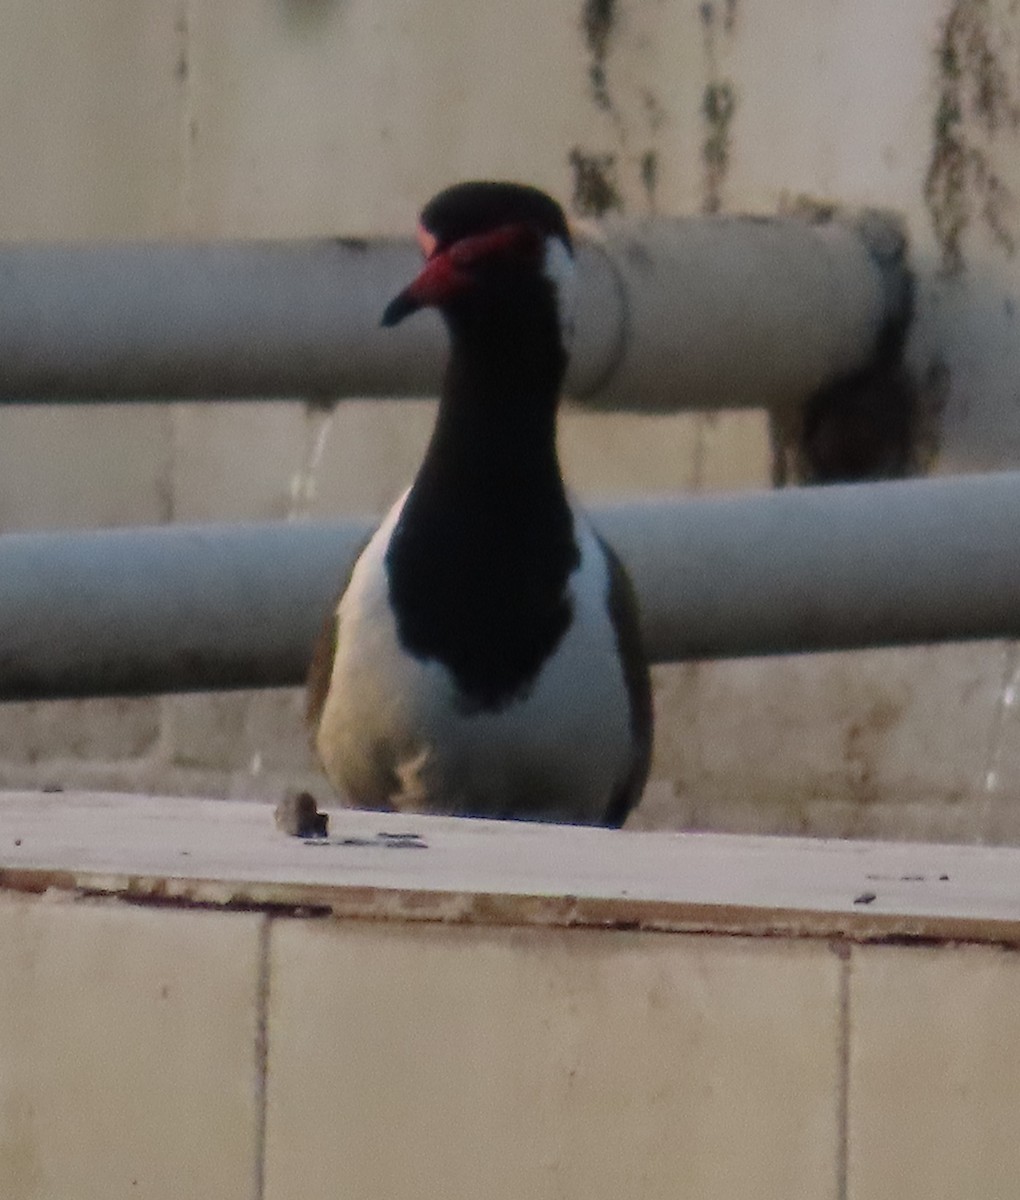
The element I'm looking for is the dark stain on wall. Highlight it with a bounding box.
[639,149,659,210]
[700,0,739,34]
[842,692,908,818]
[701,82,735,214]
[174,11,188,83]
[926,0,1020,272]
[573,1,669,214]
[768,202,924,486]
[795,365,919,485]
[641,86,665,133]
[568,148,623,216]
[581,0,618,112]
[699,2,738,213]
[278,0,339,35]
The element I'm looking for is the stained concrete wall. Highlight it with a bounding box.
[2,0,1020,841]
[7,791,1020,1200]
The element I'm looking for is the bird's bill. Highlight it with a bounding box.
[380,285,424,327]
[381,248,469,327]
[381,221,539,327]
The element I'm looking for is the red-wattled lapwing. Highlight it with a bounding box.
[307,181,652,825]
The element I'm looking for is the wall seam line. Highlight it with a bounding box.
[837,944,851,1200]
[254,912,272,1200]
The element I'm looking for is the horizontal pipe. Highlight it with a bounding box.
[0,471,1017,702]
[0,212,907,411]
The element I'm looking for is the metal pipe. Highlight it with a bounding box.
[0,212,907,410]
[597,471,1020,661]
[0,471,1017,702]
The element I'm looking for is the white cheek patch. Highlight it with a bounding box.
[542,235,577,349]
[416,223,437,259]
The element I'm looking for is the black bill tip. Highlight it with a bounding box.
[380,288,421,328]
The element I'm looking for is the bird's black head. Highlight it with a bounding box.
[419,181,572,252]
[381,181,575,331]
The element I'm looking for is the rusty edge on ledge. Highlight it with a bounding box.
[3,865,1020,949]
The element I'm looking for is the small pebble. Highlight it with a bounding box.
[275,791,329,838]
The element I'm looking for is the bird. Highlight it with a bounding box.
[306,181,652,826]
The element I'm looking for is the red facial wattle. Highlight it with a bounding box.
[381,221,541,327]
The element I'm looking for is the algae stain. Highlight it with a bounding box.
[699,2,738,214]
[568,148,624,217]
[701,81,735,214]
[573,0,668,215]
[581,0,618,112]
[640,149,658,210]
[572,0,625,215]
[926,0,1020,272]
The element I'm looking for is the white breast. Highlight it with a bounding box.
[315,492,634,823]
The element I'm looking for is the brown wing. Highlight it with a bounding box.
[305,603,340,731]
[598,536,654,827]
[304,537,370,733]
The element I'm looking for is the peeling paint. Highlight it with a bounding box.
[926,0,1020,272]
[568,147,623,217]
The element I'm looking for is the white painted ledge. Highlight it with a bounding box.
[1,790,1018,944]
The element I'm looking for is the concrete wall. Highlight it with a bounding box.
[6,790,1020,1200]
[2,0,1020,841]
[0,892,947,1200]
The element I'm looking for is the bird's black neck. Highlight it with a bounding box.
[385,283,580,711]
[429,299,566,489]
